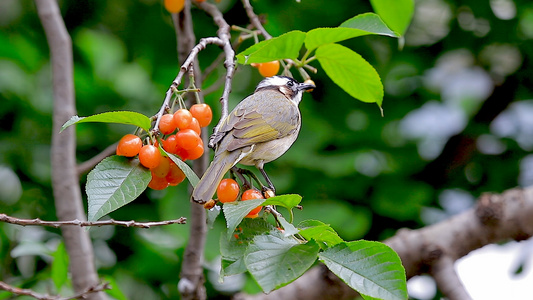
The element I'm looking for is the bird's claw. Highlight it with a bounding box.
[262,187,276,198]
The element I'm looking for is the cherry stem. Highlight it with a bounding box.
[303,63,318,74]
[177,95,186,110]
[187,67,203,105]
[298,67,310,81]
[281,60,294,78]
[231,25,256,35]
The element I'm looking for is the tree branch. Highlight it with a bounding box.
[0,281,110,300]
[173,1,209,299]
[430,255,472,300]
[200,28,252,95]
[0,214,186,228]
[388,187,533,277]
[34,0,104,299]
[241,0,271,39]
[153,36,224,134]
[194,0,235,143]
[239,0,313,81]
[76,142,117,175]
[237,185,533,299]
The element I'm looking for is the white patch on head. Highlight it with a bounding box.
[255,76,292,90]
[254,76,306,104]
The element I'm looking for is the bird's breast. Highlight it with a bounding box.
[238,126,300,166]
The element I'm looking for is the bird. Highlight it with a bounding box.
[191,76,315,204]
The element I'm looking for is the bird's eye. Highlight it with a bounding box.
[287,81,294,87]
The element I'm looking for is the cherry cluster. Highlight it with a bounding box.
[211,178,264,218]
[160,104,212,160]
[116,103,212,190]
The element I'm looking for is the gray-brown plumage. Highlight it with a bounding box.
[192,76,315,204]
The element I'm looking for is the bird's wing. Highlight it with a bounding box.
[213,91,300,152]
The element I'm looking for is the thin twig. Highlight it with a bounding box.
[263,205,283,228]
[200,40,243,95]
[241,0,316,81]
[153,36,225,133]
[202,25,254,94]
[76,143,117,175]
[201,52,225,82]
[194,0,236,139]
[0,281,110,300]
[242,0,272,39]
[202,22,255,83]
[200,73,226,95]
[0,214,186,228]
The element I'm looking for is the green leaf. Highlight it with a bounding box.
[262,194,302,210]
[221,234,248,277]
[305,13,398,51]
[319,241,407,300]
[51,242,69,291]
[298,220,344,247]
[244,232,319,293]
[276,214,299,237]
[236,31,306,64]
[304,28,371,52]
[221,195,302,236]
[220,218,276,277]
[163,150,200,187]
[340,13,399,37]
[60,111,152,133]
[263,194,302,222]
[316,43,384,106]
[223,198,266,239]
[370,0,414,36]
[87,156,151,222]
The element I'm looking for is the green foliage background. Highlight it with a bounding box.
[1,0,533,298]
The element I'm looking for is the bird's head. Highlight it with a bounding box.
[255,76,315,104]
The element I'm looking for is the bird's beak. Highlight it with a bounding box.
[298,81,316,91]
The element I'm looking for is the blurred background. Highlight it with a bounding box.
[1,0,533,299]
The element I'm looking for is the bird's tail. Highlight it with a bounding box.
[192,150,240,204]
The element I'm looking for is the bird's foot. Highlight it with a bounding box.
[261,186,276,198]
